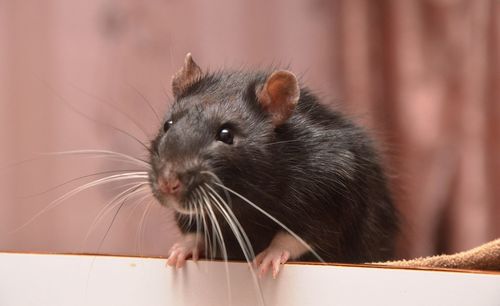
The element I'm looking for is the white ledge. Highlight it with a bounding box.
[0,252,499,306]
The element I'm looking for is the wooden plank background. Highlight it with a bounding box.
[0,0,499,261]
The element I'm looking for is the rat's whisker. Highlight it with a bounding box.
[108,181,151,193]
[82,183,150,251]
[82,184,148,299]
[90,183,148,256]
[193,194,202,257]
[261,139,303,146]
[42,150,151,168]
[198,187,233,306]
[123,192,154,227]
[204,186,265,306]
[198,197,212,260]
[0,151,149,175]
[204,184,255,259]
[199,172,232,260]
[128,84,162,123]
[68,83,152,139]
[136,201,154,255]
[122,194,153,226]
[198,188,227,263]
[20,169,147,199]
[95,192,135,254]
[195,189,215,260]
[44,82,151,153]
[187,198,195,227]
[214,182,325,263]
[72,174,149,191]
[10,172,149,235]
[200,171,232,207]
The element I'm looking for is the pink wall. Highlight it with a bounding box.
[1,0,499,260]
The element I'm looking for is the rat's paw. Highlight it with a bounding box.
[254,247,290,279]
[166,235,203,268]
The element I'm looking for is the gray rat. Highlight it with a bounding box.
[148,53,398,277]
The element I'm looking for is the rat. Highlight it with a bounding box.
[148,53,398,278]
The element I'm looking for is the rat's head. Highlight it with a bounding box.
[148,53,300,214]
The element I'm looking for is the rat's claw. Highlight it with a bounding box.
[166,235,204,268]
[166,250,177,267]
[175,251,188,268]
[254,248,290,278]
[253,251,265,268]
[166,244,193,268]
[271,255,285,279]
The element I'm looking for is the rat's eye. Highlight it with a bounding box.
[217,126,234,145]
[163,119,173,132]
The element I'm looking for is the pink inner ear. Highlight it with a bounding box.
[258,70,300,126]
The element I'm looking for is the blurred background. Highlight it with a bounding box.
[0,0,498,261]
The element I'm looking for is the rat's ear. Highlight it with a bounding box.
[257,70,300,126]
[172,53,202,98]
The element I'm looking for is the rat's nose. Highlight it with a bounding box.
[158,175,182,196]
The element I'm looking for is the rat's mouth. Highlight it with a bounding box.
[149,166,229,216]
[163,194,199,215]
[151,178,216,216]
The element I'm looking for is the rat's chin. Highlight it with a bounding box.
[160,194,199,216]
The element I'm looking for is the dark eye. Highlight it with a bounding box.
[217,126,234,144]
[163,119,173,132]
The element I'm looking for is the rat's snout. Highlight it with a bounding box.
[157,172,182,197]
[154,158,206,204]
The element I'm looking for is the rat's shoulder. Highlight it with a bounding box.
[283,89,376,155]
[292,89,359,131]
